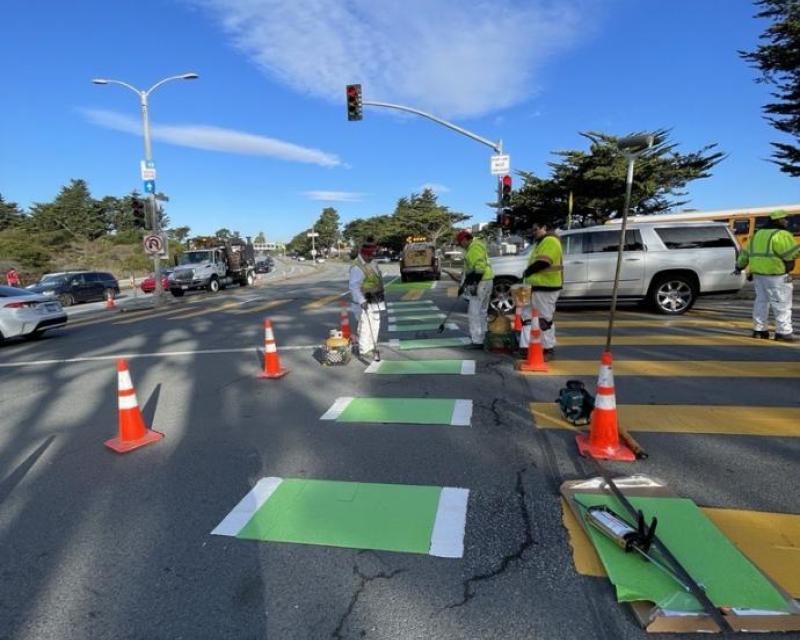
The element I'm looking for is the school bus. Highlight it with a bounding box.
[609,204,800,274]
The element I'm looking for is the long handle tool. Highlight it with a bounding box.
[364,305,381,362]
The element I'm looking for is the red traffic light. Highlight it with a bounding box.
[502,175,512,188]
[346,84,363,121]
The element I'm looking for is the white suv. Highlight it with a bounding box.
[489,222,744,315]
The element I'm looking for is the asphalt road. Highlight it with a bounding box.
[0,259,798,640]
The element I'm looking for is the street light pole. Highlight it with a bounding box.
[92,73,198,306]
[605,134,655,351]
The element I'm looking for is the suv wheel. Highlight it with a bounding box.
[208,277,220,293]
[649,275,696,315]
[58,293,75,307]
[490,277,518,314]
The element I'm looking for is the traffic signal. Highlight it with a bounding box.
[346,84,362,121]
[501,175,512,207]
[131,198,146,229]
[496,209,513,229]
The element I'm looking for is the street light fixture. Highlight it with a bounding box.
[605,133,655,351]
[92,72,199,306]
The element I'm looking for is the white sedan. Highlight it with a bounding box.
[0,285,67,343]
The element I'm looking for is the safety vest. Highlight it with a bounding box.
[464,239,493,281]
[524,235,563,289]
[357,261,383,293]
[738,228,799,276]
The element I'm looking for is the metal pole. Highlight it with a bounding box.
[140,92,163,306]
[604,157,636,352]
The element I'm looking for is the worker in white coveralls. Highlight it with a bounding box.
[455,229,493,348]
[349,237,385,359]
[518,221,563,361]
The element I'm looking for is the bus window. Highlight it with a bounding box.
[732,219,750,235]
[786,215,799,234]
[755,216,770,230]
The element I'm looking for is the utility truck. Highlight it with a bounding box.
[169,237,256,297]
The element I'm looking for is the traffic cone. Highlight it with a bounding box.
[105,359,164,453]
[575,351,636,461]
[106,290,116,309]
[516,308,549,372]
[339,301,352,341]
[513,304,523,332]
[258,319,289,379]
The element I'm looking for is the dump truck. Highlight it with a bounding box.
[169,236,256,297]
[399,238,441,282]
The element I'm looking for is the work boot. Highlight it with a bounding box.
[752,330,770,339]
[543,348,555,362]
[774,333,796,343]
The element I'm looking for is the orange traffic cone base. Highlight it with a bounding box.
[257,368,289,379]
[575,432,636,461]
[105,428,163,454]
[516,359,549,373]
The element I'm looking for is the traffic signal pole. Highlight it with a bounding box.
[139,91,164,306]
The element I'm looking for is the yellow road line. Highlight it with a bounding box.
[169,300,241,320]
[66,312,126,329]
[520,360,800,377]
[557,334,796,348]
[302,294,343,310]
[561,500,800,597]
[113,307,187,325]
[229,298,292,315]
[558,318,753,329]
[530,403,800,436]
[401,290,424,301]
[447,286,458,298]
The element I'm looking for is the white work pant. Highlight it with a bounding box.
[519,289,560,350]
[466,280,493,345]
[356,306,382,354]
[753,275,793,335]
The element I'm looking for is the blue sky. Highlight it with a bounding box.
[1,0,797,242]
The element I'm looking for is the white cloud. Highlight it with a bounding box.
[81,108,341,167]
[194,0,593,119]
[303,190,364,202]
[418,183,450,194]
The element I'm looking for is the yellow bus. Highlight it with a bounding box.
[609,204,800,274]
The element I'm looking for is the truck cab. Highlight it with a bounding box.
[169,238,256,296]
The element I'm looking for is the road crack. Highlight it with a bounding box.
[332,552,405,639]
[443,466,535,611]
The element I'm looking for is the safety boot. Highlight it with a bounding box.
[752,330,770,339]
[774,333,796,343]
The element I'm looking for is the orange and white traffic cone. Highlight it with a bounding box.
[575,351,635,461]
[258,318,289,379]
[513,304,523,332]
[339,301,352,341]
[105,359,164,453]
[516,308,549,372]
[106,290,116,309]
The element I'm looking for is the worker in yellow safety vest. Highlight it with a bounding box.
[455,230,494,347]
[349,236,385,358]
[519,221,563,360]
[736,209,798,341]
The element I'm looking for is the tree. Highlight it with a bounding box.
[0,194,24,231]
[29,179,108,240]
[740,0,800,176]
[286,229,311,255]
[314,207,340,253]
[214,228,232,239]
[168,226,192,244]
[510,130,725,230]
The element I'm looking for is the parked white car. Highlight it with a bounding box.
[0,285,67,343]
[489,222,744,315]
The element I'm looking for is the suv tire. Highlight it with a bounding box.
[58,293,75,307]
[648,274,696,315]
[490,277,519,314]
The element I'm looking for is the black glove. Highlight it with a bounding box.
[463,272,482,287]
[360,301,369,311]
[457,285,465,297]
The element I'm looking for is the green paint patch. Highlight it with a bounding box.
[237,479,441,554]
[390,337,472,350]
[576,493,791,613]
[386,281,434,291]
[387,313,445,321]
[366,360,471,375]
[388,322,455,332]
[334,397,457,424]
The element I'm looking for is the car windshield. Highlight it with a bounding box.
[178,251,213,265]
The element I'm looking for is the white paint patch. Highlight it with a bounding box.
[0,345,318,368]
[387,339,401,348]
[445,322,459,331]
[460,361,476,375]
[211,477,284,536]
[386,301,435,308]
[450,400,473,426]
[364,361,382,374]
[431,281,438,289]
[320,396,354,420]
[429,487,469,558]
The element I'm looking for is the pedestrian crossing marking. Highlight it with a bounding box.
[228,298,292,315]
[401,290,424,301]
[365,360,475,375]
[558,318,753,330]
[520,360,800,378]
[388,337,472,350]
[557,334,796,348]
[388,322,458,332]
[212,477,469,557]
[561,500,800,597]
[387,313,447,322]
[321,397,472,426]
[302,293,343,310]
[386,300,435,308]
[530,403,800,437]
